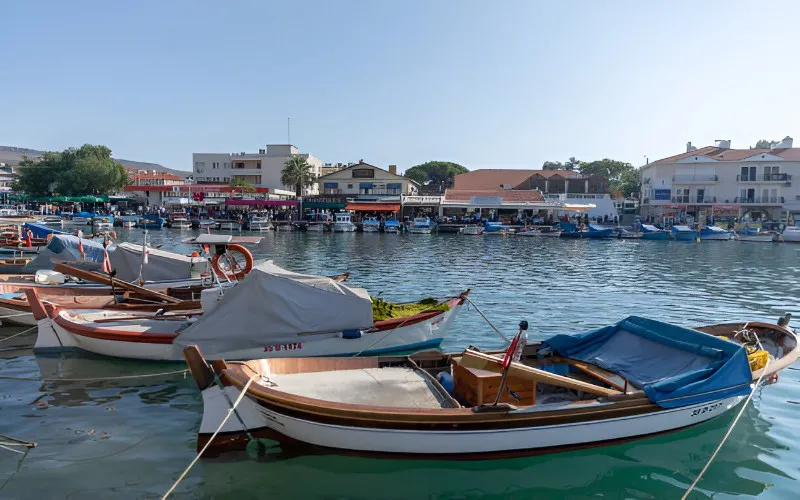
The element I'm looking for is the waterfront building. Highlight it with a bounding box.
[192,144,322,196]
[318,162,417,197]
[639,137,800,224]
[453,169,616,221]
[312,162,417,218]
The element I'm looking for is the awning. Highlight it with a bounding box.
[345,203,401,212]
[8,195,109,203]
[226,199,299,207]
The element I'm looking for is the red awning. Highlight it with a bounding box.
[226,199,298,206]
[345,203,401,212]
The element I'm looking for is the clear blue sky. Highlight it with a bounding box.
[3,1,799,172]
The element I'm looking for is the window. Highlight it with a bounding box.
[256,161,261,169]
[765,166,780,180]
[347,184,353,189]
[194,161,206,168]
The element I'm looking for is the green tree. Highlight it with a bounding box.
[281,155,316,196]
[404,161,468,188]
[542,161,564,170]
[230,177,255,192]
[12,144,129,196]
[579,158,639,196]
[754,139,772,149]
[564,157,582,171]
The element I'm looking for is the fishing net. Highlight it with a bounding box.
[371,297,449,322]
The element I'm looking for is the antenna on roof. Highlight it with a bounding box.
[287,117,291,145]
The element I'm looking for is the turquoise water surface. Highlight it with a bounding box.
[1,229,799,499]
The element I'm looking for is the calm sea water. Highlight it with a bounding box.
[1,229,800,499]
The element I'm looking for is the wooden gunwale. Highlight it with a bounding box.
[52,311,180,344]
[218,364,657,431]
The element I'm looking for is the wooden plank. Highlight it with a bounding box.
[550,357,628,392]
[459,350,619,397]
[54,263,182,303]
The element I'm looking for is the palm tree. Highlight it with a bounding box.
[281,155,316,197]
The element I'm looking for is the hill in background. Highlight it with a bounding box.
[0,146,190,178]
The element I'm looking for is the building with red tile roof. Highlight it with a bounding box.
[640,137,800,224]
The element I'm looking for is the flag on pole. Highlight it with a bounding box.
[142,230,149,264]
[102,240,112,275]
[77,231,86,262]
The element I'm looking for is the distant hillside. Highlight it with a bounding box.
[0,146,190,178]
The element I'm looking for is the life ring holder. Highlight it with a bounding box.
[210,243,254,281]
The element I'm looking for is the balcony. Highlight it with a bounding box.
[670,196,717,204]
[736,173,792,182]
[672,174,718,183]
[733,196,785,204]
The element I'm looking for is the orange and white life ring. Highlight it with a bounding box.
[210,243,254,281]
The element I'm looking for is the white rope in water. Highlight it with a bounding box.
[463,296,510,343]
[0,368,188,382]
[0,326,36,344]
[162,374,258,500]
[681,356,771,500]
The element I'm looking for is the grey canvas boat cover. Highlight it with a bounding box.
[108,242,206,282]
[174,261,373,355]
[22,235,108,273]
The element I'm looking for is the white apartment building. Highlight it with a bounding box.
[640,137,800,224]
[192,144,322,196]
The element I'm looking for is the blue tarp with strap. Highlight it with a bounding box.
[23,222,66,239]
[541,316,752,408]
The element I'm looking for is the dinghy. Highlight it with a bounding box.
[183,315,797,458]
[27,261,469,360]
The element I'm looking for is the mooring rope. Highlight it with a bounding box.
[463,296,510,343]
[0,312,33,320]
[0,326,36,344]
[0,434,36,449]
[162,374,258,500]
[681,355,771,499]
[0,368,188,383]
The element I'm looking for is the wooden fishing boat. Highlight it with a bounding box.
[26,261,468,360]
[183,315,798,458]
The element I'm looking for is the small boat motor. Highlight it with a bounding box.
[778,313,792,328]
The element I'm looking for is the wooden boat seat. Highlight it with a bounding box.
[267,367,452,409]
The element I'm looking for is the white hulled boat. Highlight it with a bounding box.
[333,213,356,232]
[408,217,433,234]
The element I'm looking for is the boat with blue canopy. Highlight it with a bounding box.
[640,224,669,240]
[699,226,732,241]
[183,314,798,458]
[670,225,698,241]
[559,222,613,239]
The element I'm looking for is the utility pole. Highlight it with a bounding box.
[288,117,291,145]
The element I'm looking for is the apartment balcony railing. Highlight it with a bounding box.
[670,196,717,204]
[733,196,785,204]
[736,173,792,182]
[672,174,718,182]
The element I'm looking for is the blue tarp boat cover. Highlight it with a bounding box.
[641,224,660,232]
[23,222,65,239]
[671,225,694,233]
[701,226,728,234]
[588,224,607,232]
[542,316,752,408]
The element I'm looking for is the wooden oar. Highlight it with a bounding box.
[54,263,182,304]
[91,310,203,323]
[459,349,620,397]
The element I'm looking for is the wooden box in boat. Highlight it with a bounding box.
[453,363,535,406]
